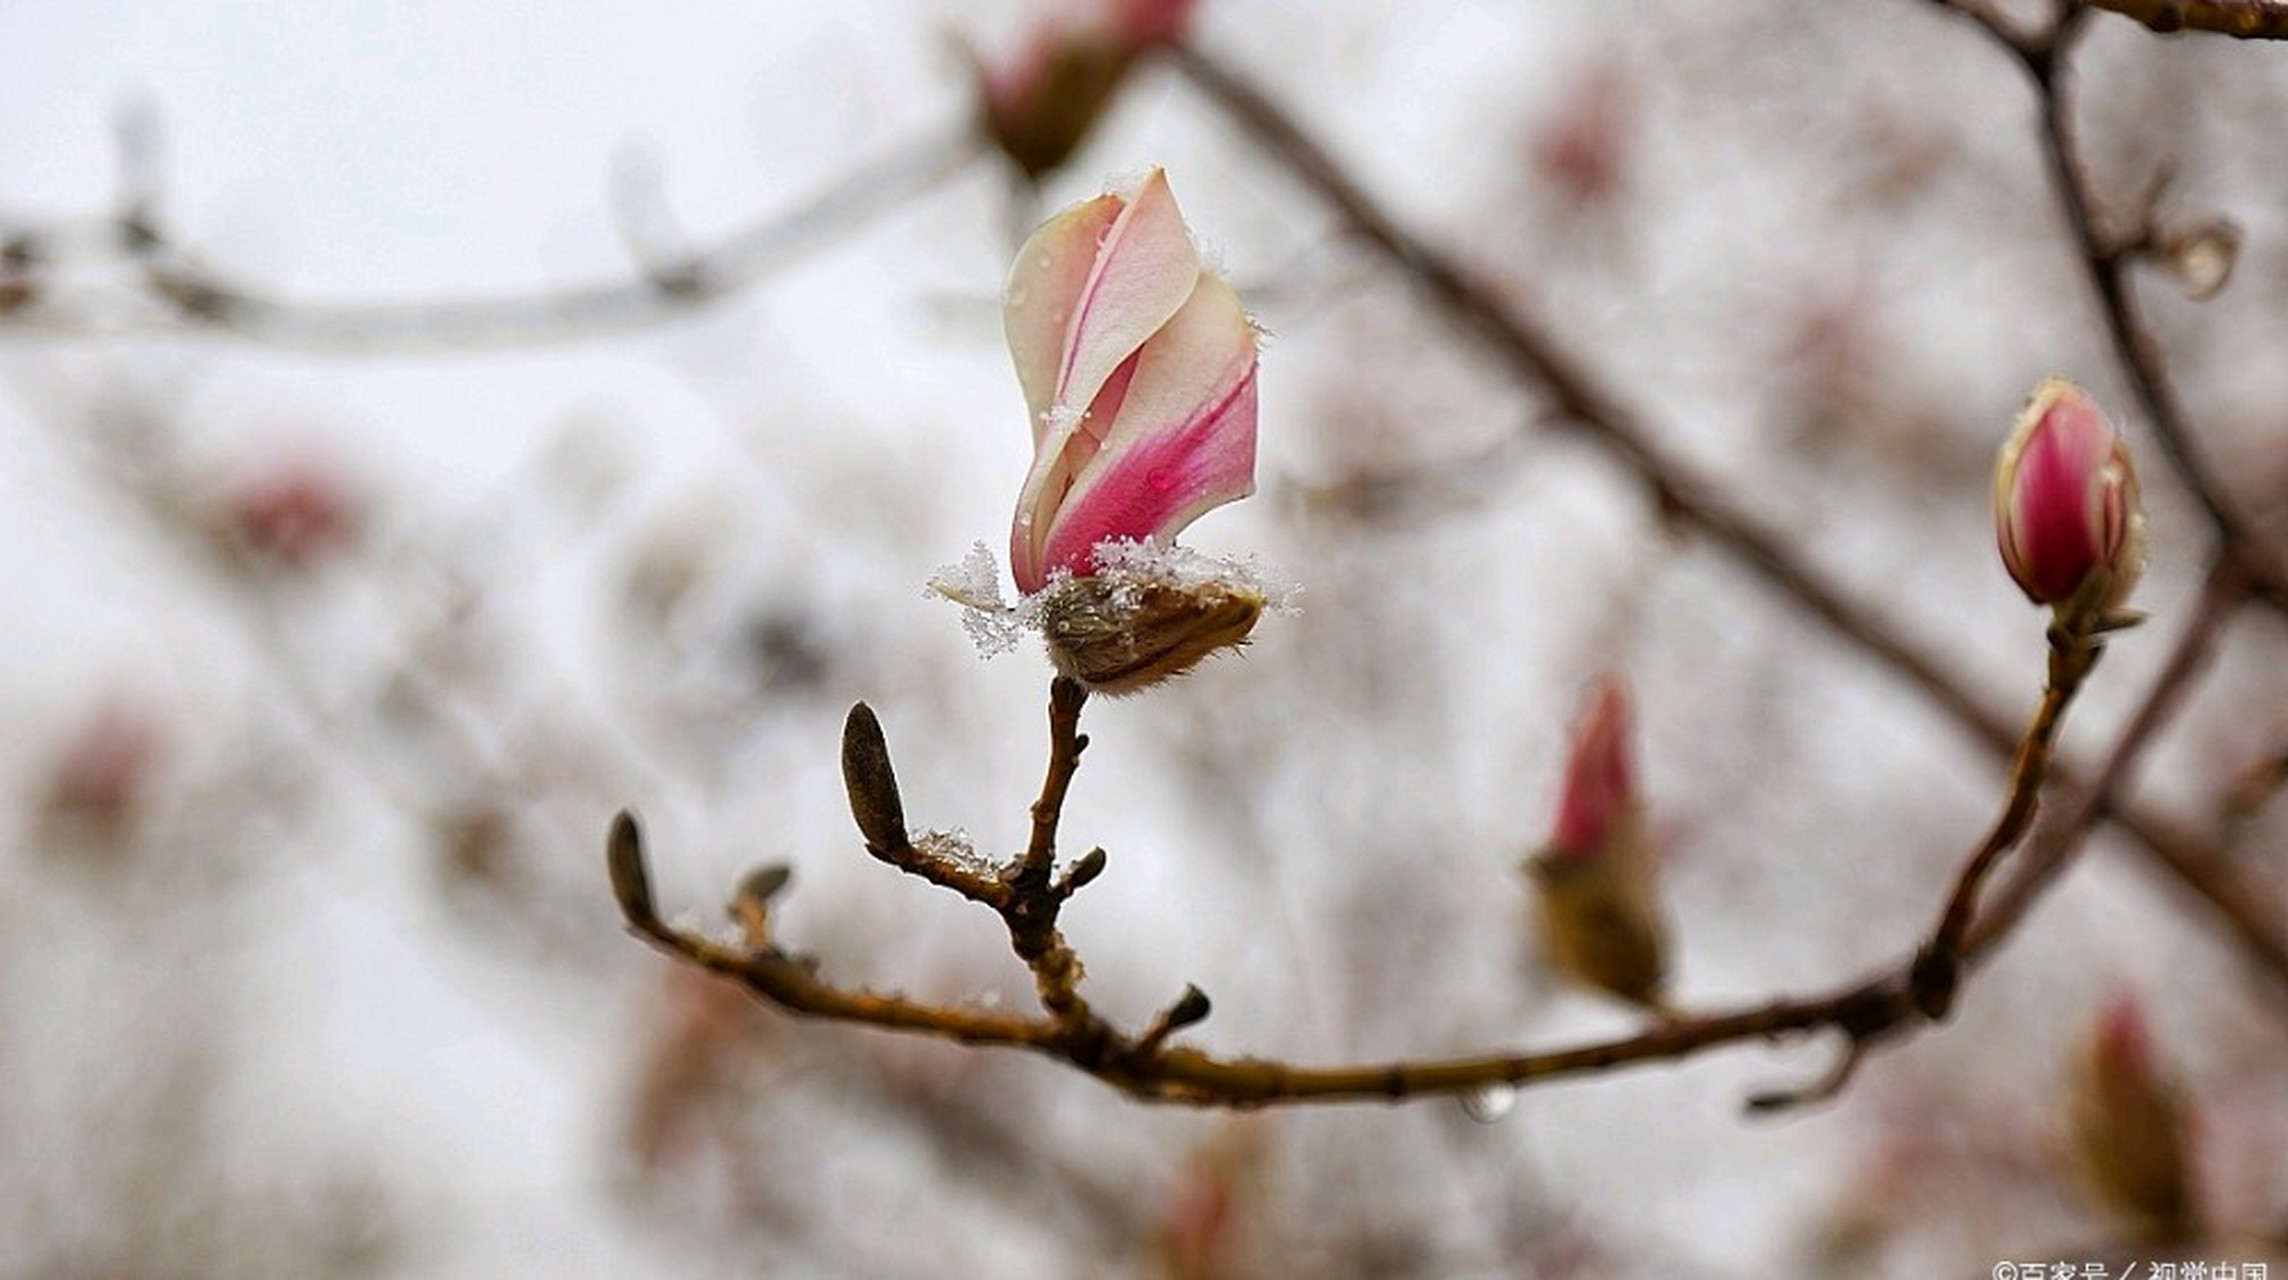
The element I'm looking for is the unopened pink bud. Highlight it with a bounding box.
[1526,675,1668,1010]
[1005,169,1259,597]
[2065,994,2199,1241]
[1549,675,1632,858]
[1994,378,2145,611]
[979,0,1201,180]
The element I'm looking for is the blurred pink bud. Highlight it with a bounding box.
[1005,168,1259,597]
[1994,378,2144,611]
[1531,58,1635,212]
[42,694,165,833]
[2066,994,2199,1241]
[225,453,361,570]
[980,0,1202,179]
[1527,675,1668,1009]
[1548,675,1632,857]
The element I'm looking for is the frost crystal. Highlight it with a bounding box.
[1088,538,1301,614]
[928,538,1297,673]
[928,543,1025,657]
[912,827,995,876]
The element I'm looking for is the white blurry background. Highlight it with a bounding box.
[4,2,2287,1276]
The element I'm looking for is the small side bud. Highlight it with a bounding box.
[1138,983,1214,1054]
[1055,846,1110,897]
[1994,378,2146,615]
[608,810,660,930]
[1525,676,1669,1010]
[730,863,794,952]
[977,1,1200,180]
[2065,994,2200,1243]
[840,703,911,854]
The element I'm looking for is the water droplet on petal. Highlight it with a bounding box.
[1459,1081,1518,1123]
[2168,223,2239,300]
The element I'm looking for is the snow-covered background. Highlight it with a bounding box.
[4,1,2287,1275]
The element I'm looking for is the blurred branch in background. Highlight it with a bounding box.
[0,112,984,350]
[2082,0,2288,38]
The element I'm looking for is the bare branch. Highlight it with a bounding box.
[2082,0,2288,38]
[612,627,2254,1111]
[1913,600,2117,1018]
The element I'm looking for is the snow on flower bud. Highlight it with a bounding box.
[1006,168,1258,595]
[1524,675,1669,1010]
[979,0,1201,180]
[1995,377,2145,613]
[932,167,1268,695]
[2065,994,2200,1242]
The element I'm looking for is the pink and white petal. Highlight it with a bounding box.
[2002,382,2114,601]
[1033,364,1258,583]
[1086,271,1254,462]
[1009,352,1142,594]
[1006,192,1125,439]
[1032,276,1257,578]
[1052,170,1201,421]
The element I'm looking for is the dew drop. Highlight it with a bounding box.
[2170,224,2239,300]
[1459,1081,1518,1123]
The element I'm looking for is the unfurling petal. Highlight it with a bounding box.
[1024,273,1258,589]
[1004,192,1126,434]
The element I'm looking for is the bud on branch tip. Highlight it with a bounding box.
[607,809,659,930]
[1995,377,2146,615]
[841,702,910,854]
[1006,168,1259,597]
[934,167,1286,695]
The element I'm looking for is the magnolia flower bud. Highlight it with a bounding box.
[1524,676,1669,1010]
[979,0,1200,180]
[2065,995,2200,1242]
[1994,378,2145,613]
[997,168,1264,693]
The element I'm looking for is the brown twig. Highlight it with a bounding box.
[614,797,1924,1108]
[839,688,1110,1042]
[2081,0,2288,38]
[1969,556,2268,967]
[608,636,2181,1111]
[1911,602,2111,1018]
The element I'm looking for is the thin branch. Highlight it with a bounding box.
[1969,556,2272,970]
[1910,607,2107,1018]
[614,800,1929,1107]
[0,122,985,352]
[607,622,2225,1111]
[2081,0,2288,37]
